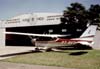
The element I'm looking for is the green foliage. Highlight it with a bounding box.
[89,5,100,25]
[62,2,100,28]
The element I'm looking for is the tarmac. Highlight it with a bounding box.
[0,62,75,69]
[0,46,35,60]
[0,46,75,69]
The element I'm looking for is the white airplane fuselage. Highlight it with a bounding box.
[32,37,93,47]
[5,25,97,49]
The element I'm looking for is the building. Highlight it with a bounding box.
[5,13,62,27]
[0,12,85,46]
[0,13,63,46]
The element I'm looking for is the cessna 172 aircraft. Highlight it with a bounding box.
[5,25,97,51]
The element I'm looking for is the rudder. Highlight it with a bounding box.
[80,25,97,38]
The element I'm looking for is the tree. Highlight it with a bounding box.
[61,3,100,29]
[88,4,100,26]
[61,2,88,28]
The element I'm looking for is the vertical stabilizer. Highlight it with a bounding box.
[76,25,98,46]
[80,25,97,38]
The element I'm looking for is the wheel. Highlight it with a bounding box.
[35,47,40,51]
[45,48,52,52]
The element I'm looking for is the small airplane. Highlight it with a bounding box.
[5,25,97,51]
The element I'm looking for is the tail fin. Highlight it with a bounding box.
[80,25,97,38]
[79,25,97,46]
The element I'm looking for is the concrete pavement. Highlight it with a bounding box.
[0,46,75,69]
[0,46,35,59]
[0,62,75,69]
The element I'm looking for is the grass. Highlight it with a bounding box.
[1,50,100,69]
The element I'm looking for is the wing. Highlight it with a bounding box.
[5,32,68,38]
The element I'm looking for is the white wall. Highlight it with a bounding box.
[0,13,62,47]
[3,13,62,28]
[4,14,32,27]
[93,30,100,49]
[0,28,5,47]
[0,20,5,47]
[34,13,62,26]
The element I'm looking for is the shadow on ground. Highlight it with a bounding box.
[53,44,91,56]
[55,44,92,50]
[69,51,88,56]
[0,50,41,57]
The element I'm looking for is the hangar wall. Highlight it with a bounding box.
[0,28,5,47]
[0,13,62,47]
[4,13,62,28]
[0,20,5,47]
[93,30,100,49]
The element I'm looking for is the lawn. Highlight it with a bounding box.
[1,50,100,69]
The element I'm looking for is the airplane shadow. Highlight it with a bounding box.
[52,44,91,56]
[55,44,92,50]
[69,51,88,56]
[52,50,88,56]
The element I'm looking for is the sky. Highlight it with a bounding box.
[0,0,100,20]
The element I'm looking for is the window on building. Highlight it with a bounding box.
[23,18,30,22]
[32,18,34,21]
[6,19,20,24]
[76,29,82,32]
[56,18,60,20]
[48,29,53,33]
[37,17,44,20]
[62,29,67,32]
[65,22,68,24]
[47,18,55,21]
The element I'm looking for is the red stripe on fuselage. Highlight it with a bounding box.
[55,35,94,43]
[56,38,93,43]
[80,35,94,38]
